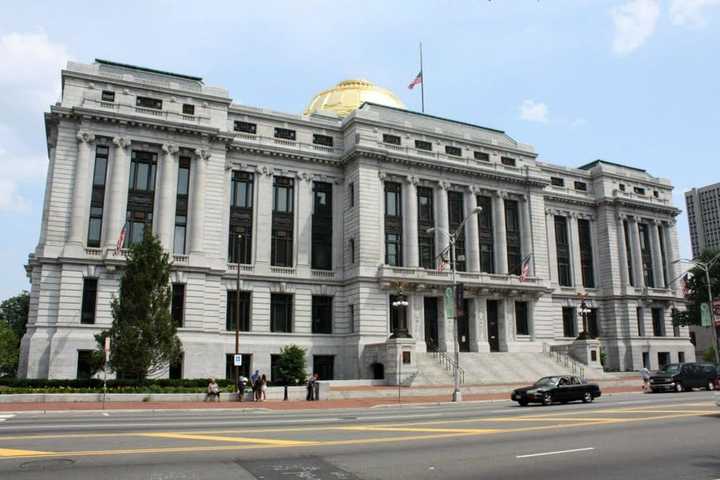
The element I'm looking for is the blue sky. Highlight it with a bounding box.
[1,0,718,299]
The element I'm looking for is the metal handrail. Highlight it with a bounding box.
[426,340,465,384]
[542,343,585,379]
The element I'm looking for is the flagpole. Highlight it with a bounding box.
[419,42,425,113]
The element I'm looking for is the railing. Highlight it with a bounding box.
[172,255,189,264]
[542,343,585,378]
[84,247,102,256]
[426,340,465,385]
[228,263,254,273]
[311,269,336,279]
[270,266,296,276]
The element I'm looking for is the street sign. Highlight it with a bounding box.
[701,303,711,327]
[233,354,243,366]
[444,287,455,318]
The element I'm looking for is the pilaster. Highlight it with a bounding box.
[569,213,583,288]
[189,149,210,256]
[545,209,558,285]
[649,220,666,288]
[434,182,450,265]
[403,176,419,268]
[493,191,508,274]
[103,136,131,250]
[156,143,179,251]
[464,187,480,272]
[67,131,95,248]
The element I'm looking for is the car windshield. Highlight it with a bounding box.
[660,364,681,374]
[534,377,560,387]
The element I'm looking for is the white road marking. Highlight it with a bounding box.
[102,413,109,416]
[0,415,15,422]
[516,447,595,459]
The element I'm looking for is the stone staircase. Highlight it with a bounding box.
[412,351,604,386]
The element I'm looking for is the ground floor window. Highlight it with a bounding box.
[562,307,576,337]
[225,353,251,381]
[77,350,93,379]
[658,352,671,368]
[169,354,183,379]
[313,355,335,380]
[271,293,293,333]
[678,352,685,363]
[515,302,529,336]
[588,308,599,338]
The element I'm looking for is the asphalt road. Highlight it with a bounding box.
[0,391,718,479]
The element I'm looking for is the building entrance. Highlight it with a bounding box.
[487,300,500,352]
[458,299,470,352]
[424,297,439,352]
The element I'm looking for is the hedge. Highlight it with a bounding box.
[0,378,235,394]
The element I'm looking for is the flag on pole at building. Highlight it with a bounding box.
[681,272,690,297]
[116,223,128,252]
[519,254,532,282]
[408,71,423,90]
[436,246,450,272]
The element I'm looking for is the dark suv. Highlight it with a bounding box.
[649,362,718,393]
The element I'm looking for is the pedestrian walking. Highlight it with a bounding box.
[640,367,651,392]
[306,374,315,401]
[237,375,247,401]
[260,374,268,401]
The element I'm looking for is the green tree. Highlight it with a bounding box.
[275,344,307,385]
[0,321,18,377]
[672,248,720,327]
[0,291,29,342]
[95,232,182,380]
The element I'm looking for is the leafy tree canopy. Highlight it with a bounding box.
[0,290,29,341]
[0,321,18,377]
[275,344,307,386]
[672,248,720,327]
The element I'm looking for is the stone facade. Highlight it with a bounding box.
[19,60,694,380]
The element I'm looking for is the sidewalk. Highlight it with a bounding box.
[0,384,642,414]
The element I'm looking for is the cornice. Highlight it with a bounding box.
[544,193,681,217]
[227,142,342,167]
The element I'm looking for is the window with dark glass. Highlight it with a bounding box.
[384,182,403,266]
[634,186,646,195]
[588,308,599,338]
[417,186,435,269]
[169,354,183,379]
[551,177,565,187]
[658,224,668,287]
[555,216,572,286]
[313,355,335,380]
[348,182,354,208]
[101,90,115,102]
[229,171,254,264]
[313,134,334,147]
[448,190,466,271]
[477,195,494,273]
[501,156,516,167]
[624,220,634,286]
[515,301,529,335]
[225,353,251,380]
[174,156,191,254]
[415,140,432,151]
[274,127,296,141]
[81,278,97,325]
[349,304,355,333]
[136,96,162,110]
[182,104,195,115]
[87,145,109,247]
[578,218,595,288]
[653,190,659,198]
[505,199,522,275]
[638,223,655,288]
[562,307,576,337]
[270,293,293,333]
[349,238,355,264]
[574,181,587,191]
[234,121,257,134]
[125,150,157,247]
[637,307,645,336]
[312,181,332,270]
[445,145,461,157]
[474,151,490,162]
[619,183,626,191]
[171,283,185,328]
[77,350,93,379]
[652,307,664,336]
[226,290,251,331]
[272,177,294,267]
[383,133,401,145]
[312,296,333,334]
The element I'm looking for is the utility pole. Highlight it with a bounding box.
[235,233,242,398]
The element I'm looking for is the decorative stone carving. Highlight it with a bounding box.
[378,171,387,181]
[405,175,419,185]
[438,180,450,191]
[161,143,179,155]
[76,131,95,144]
[195,149,211,161]
[112,136,131,149]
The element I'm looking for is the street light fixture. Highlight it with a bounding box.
[577,293,591,339]
[426,205,482,402]
[672,254,720,364]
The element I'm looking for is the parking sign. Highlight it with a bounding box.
[233,354,242,366]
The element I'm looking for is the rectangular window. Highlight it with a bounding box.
[653,190,660,198]
[226,290,251,331]
[349,238,355,264]
[624,220,634,286]
[474,151,490,162]
[477,195,494,273]
[678,351,685,363]
[313,134,334,147]
[81,278,98,324]
[271,176,294,267]
[225,353,251,381]
[173,156,190,255]
[128,151,157,192]
[658,224,668,287]
[349,304,355,333]
[87,145,109,247]
[271,229,293,267]
[505,199,522,275]
[415,140,432,151]
[101,90,115,102]
[562,307,576,337]
[652,307,664,336]
[417,186,435,269]
[551,177,565,187]
[574,181,587,191]
[348,182,355,207]
[638,223,655,288]
[385,232,402,266]
[136,96,162,110]
[515,301,529,335]
[384,182,402,217]
[274,127,296,141]
[417,186,434,223]
[312,181,332,270]
[77,350,93,380]
[313,355,335,380]
[445,145,462,157]
[228,172,253,265]
[619,183,626,191]
[448,191,466,271]
[419,236,435,269]
[270,293,293,333]
[383,133,401,145]
[312,296,333,334]
[171,283,185,328]
[578,218,595,288]
[588,308,599,338]
[637,307,645,336]
[634,186,646,195]
[231,171,253,208]
[272,176,294,213]
[658,352,670,369]
[169,354,183,379]
[555,216,572,286]
[182,104,195,115]
[384,181,403,266]
[234,121,257,134]
[501,156,516,167]
[174,217,187,255]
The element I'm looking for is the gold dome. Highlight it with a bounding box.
[304,79,405,117]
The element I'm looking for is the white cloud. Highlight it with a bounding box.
[610,0,660,55]
[519,99,549,123]
[670,0,720,27]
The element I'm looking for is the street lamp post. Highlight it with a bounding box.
[235,233,242,399]
[578,294,591,339]
[427,206,482,403]
[673,254,720,365]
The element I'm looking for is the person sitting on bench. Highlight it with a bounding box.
[206,377,221,402]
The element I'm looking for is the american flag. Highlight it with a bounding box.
[436,247,450,272]
[408,71,423,90]
[519,254,532,282]
[116,223,128,252]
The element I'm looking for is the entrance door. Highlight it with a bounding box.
[458,299,470,352]
[424,297,439,352]
[313,355,334,380]
[487,300,500,352]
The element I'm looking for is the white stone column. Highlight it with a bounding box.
[156,144,179,251]
[68,131,95,246]
[415,294,426,352]
[255,167,274,266]
[464,187,480,272]
[103,136,131,250]
[664,221,679,291]
[500,297,514,351]
[189,149,210,255]
[493,191,508,274]
[545,209,558,284]
[468,297,482,351]
[403,176,419,268]
[617,214,630,287]
[569,214,583,287]
[628,216,645,288]
[296,173,313,272]
[519,196,533,276]
[649,220,666,288]
[435,182,450,265]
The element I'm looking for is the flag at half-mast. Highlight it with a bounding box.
[408,71,423,90]
[519,254,532,282]
[116,223,128,252]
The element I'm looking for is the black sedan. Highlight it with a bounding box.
[511,375,602,406]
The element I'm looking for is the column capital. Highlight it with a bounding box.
[76,131,95,144]
[255,165,273,177]
[194,148,211,161]
[405,175,419,186]
[378,171,388,181]
[112,136,131,149]
[438,180,450,191]
[467,184,481,194]
[161,143,179,156]
[493,190,507,199]
[298,172,313,183]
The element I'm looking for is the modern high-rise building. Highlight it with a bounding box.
[18,59,694,380]
[685,183,720,258]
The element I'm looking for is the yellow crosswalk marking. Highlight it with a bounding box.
[140,432,316,446]
[0,448,52,457]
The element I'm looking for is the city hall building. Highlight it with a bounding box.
[19,59,694,380]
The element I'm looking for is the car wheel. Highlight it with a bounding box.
[582,392,593,403]
[518,400,528,407]
[542,393,553,406]
[674,383,684,393]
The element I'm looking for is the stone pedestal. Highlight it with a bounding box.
[385,337,417,386]
[570,339,603,370]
